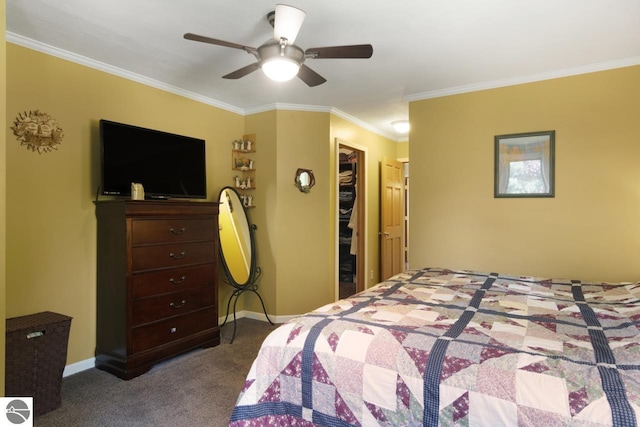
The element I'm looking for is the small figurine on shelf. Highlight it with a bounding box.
[240,140,245,151]
[249,160,254,169]
[246,140,252,151]
[246,176,251,188]
[235,176,240,187]
[233,140,240,150]
[247,195,253,207]
[240,180,247,189]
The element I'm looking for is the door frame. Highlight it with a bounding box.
[335,138,367,300]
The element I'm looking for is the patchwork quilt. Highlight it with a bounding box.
[229,268,640,426]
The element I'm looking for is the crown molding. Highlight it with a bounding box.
[6,32,245,115]
[405,56,640,102]
[330,108,398,141]
[244,103,332,115]
[7,32,400,141]
[240,104,400,142]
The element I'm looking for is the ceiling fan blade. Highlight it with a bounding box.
[305,44,373,59]
[297,64,327,87]
[184,33,252,51]
[222,63,261,79]
[274,4,306,44]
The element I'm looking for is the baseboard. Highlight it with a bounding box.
[63,310,298,377]
[63,357,96,377]
[227,309,299,324]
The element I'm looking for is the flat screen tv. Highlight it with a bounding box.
[100,119,207,199]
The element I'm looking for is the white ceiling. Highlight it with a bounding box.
[6,0,640,140]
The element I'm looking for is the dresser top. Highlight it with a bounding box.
[95,199,219,217]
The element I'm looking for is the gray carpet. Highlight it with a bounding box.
[35,318,277,427]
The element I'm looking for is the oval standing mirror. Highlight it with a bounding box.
[217,186,273,342]
[218,187,254,285]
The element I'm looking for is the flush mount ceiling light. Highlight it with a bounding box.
[392,120,410,133]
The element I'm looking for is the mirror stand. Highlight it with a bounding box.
[220,261,273,344]
[218,186,274,343]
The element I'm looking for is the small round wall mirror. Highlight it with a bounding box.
[294,168,315,193]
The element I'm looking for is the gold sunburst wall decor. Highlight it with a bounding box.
[11,110,64,153]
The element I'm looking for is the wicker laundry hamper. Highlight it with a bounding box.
[5,311,72,416]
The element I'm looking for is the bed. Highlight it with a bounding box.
[228,267,640,426]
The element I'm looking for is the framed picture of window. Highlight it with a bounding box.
[494,130,555,198]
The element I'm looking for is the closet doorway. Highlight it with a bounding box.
[337,142,366,300]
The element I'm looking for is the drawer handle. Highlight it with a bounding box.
[170,300,187,309]
[169,276,186,285]
[170,327,177,334]
[169,227,186,234]
[169,251,186,259]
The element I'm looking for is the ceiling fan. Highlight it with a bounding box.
[184,4,373,87]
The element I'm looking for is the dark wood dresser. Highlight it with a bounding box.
[95,200,220,380]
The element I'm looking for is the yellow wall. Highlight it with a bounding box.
[6,44,243,364]
[274,110,333,314]
[242,110,277,315]
[1,0,7,392]
[240,110,398,316]
[243,110,334,315]
[397,141,409,160]
[4,42,400,370]
[409,66,640,282]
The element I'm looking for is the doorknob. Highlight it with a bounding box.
[379,232,390,237]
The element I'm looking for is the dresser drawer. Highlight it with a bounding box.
[132,287,215,326]
[132,308,217,353]
[132,263,215,298]
[131,219,216,245]
[131,241,215,271]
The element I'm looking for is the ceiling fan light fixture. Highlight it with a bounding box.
[184,6,372,88]
[392,120,410,133]
[261,57,300,82]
